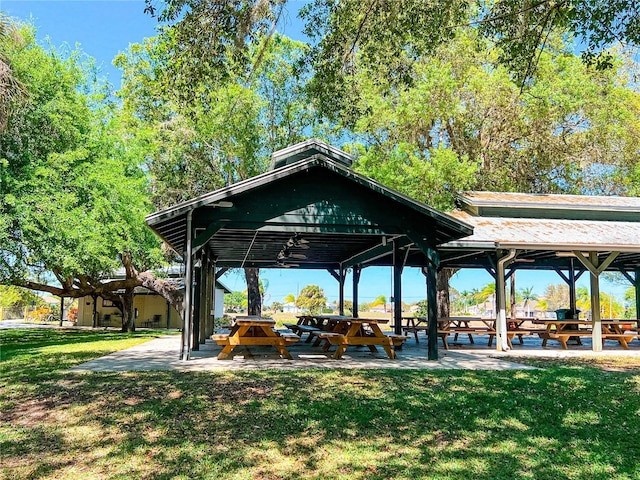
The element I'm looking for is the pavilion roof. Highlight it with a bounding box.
[146,140,473,270]
[439,192,640,271]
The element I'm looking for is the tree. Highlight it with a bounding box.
[0,285,41,309]
[295,284,326,314]
[0,22,173,332]
[300,0,640,109]
[225,291,248,312]
[544,284,570,311]
[519,286,538,317]
[347,30,640,205]
[145,0,640,94]
[115,31,317,316]
[624,287,636,319]
[0,14,26,130]
[370,295,387,312]
[478,0,640,81]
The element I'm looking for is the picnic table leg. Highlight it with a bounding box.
[381,341,395,359]
[217,344,235,360]
[332,344,348,359]
[559,336,569,349]
[275,343,293,359]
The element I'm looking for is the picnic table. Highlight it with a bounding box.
[314,316,407,359]
[212,316,299,360]
[437,317,491,349]
[284,314,337,343]
[533,319,637,350]
[389,316,428,342]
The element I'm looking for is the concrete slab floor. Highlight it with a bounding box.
[70,332,640,373]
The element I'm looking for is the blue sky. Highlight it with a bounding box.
[3,0,631,305]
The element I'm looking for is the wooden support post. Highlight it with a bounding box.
[352,265,361,318]
[393,241,403,335]
[211,261,218,334]
[635,269,640,329]
[199,254,208,344]
[181,210,194,361]
[192,262,201,351]
[574,251,618,352]
[424,256,439,361]
[339,266,346,316]
[205,256,214,338]
[589,252,603,352]
[568,259,577,314]
[59,297,64,327]
[406,230,439,360]
[496,250,517,351]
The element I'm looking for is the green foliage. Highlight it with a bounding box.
[142,0,287,103]
[624,287,637,319]
[343,30,640,202]
[0,22,162,302]
[480,0,640,81]
[225,291,248,311]
[294,284,326,314]
[415,299,428,316]
[115,32,316,209]
[0,285,41,308]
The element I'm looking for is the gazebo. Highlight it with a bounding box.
[146,140,473,360]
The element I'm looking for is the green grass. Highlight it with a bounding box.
[1,329,640,479]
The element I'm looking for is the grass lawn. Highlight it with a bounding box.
[1,329,639,479]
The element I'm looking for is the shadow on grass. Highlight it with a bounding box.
[2,329,640,479]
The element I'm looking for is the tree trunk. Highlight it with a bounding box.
[245,267,262,316]
[120,288,136,332]
[436,268,456,318]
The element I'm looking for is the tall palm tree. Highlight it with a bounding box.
[519,286,538,318]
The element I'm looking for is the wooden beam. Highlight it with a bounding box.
[215,267,229,280]
[573,251,620,276]
[341,236,412,268]
[192,221,223,254]
[326,269,340,282]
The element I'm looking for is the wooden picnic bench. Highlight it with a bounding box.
[437,317,494,349]
[534,320,637,350]
[212,317,299,360]
[284,315,325,343]
[390,316,428,342]
[316,317,407,359]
